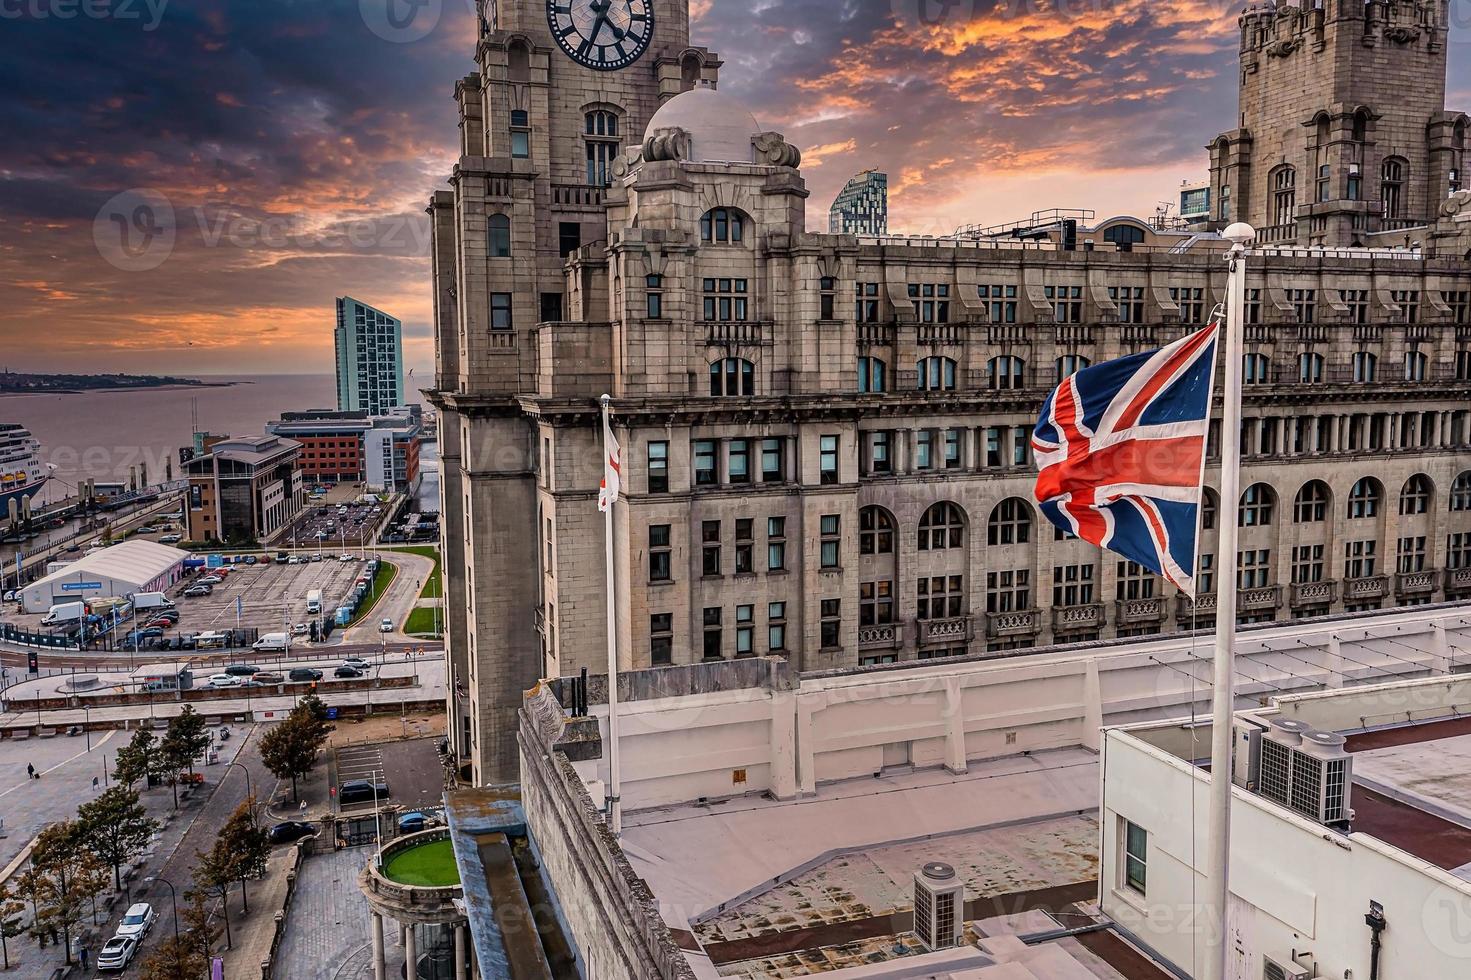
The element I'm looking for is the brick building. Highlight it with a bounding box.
[429,0,1471,783]
[182,434,304,545]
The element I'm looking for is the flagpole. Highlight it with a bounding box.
[1205,222,1254,980]
[600,393,623,837]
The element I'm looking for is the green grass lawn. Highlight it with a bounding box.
[384,545,443,600]
[344,560,398,629]
[404,606,443,637]
[382,838,460,887]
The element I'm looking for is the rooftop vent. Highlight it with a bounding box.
[913,862,964,951]
[1256,720,1353,828]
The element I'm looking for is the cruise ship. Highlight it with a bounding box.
[0,424,47,514]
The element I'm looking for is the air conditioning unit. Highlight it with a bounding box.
[913,862,964,952]
[1263,951,1315,980]
[1255,719,1354,828]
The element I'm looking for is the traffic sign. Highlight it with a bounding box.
[61,582,102,591]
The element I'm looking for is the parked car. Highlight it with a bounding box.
[338,780,390,805]
[97,935,138,971]
[250,672,284,685]
[291,623,310,637]
[133,525,157,535]
[378,618,394,633]
[339,554,355,562]
[268,821,317,844]
[397,811,434,834]
[208,674,242,688]
[341,657,369,669]
[288,667,323,682]
[115,902,156,939]
[158,534,182,545]
[310,553,323,562]
[243,555,258,565]
[149,609,181,624]
[143,617,176,630]
[125,627,164,645]
[224,663,259,676]
[197,575,223,586]
[183,585,212,598]
[2,590,12,602]
[334,666,363,679]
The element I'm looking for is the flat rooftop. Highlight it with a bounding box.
[622,748,1169,979]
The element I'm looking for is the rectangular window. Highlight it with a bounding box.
[510,109,530,158]
[978,283,1018,323]
[1291,545,1324,584]
[702,607,722,660]
[1045,284,1083,323]
[735,518,754,574]
[1108,285,1145,323]
[1170,286,1205,323]
[984,427,1002,468]
[855,282,880,323]
[915,430,933,470]
[1397,536,1427,574]
[650,613,673,667]
[693,440,716,486]
[820,514,840,569]
[767,517,786,571]
[736,604,754,655]
[819,277,836,320]
[917,575,964,620]
[647,441,668,494]
[1052,564,1095,606]
[702,520,721,577]
[819,435,839,484]
[491,293,513,330]
[1340,289,1369,324]
[859,580,894,625]
[1123,820,1148,894]
[820,598,841,649]
[1345,540,1377,579]
[558,221,582,258]
[645,274,664,319]
[540,292,563,323]
[1448,532,1471,571]
[1244,288,1262,325]
[1115,561,1156,601]
[1011,426,1029,467]
[702,278,749,321]
[985,569,1030,613]
[944,429,961,469]
[908,282,951,323]
[728,439,750,484]
[649,525,671,582]
[1236,549,1272,589]
[761,438,784,482]
[768,602,787,652]
[869,432,891,474]
[1288,288,1316,324]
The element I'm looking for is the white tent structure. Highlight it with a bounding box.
[20,540,188,613]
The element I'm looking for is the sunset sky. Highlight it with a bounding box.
[3,0,1469,380]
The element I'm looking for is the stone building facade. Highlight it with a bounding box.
[1209,0,1467,246]
[430,0,1471,784]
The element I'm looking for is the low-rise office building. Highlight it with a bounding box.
[267,407,422,493]
[182,434,304,544]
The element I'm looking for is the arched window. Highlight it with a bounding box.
[916,356,956,391]
[1298,352,1323,384]
[859,506,894,555]
[709,358,754,396]
[1399,474,1432,515]
[1293,480,1330,523]
[488,214,511,258]
[987,498,1032,546]
[1271,165,1297,227]
[1352,108,1370,143]
[508,39,531,82]
[987,356,1025,391]
[1201,488,1218,531]
[1243,353,1270,386]
[585,109,620,187]
[1405,350,1427,382]
[1056,354,1090,382]
[918,502,965,551]
[1352,351,1378,383]
[1347,478,1382,519]
[1381,157,1407,221]
[700,208,744,244]
[857,356,886,393]
[1103,224,1147,250]
[1238,483,1275,527]
[1453,472,1471,511]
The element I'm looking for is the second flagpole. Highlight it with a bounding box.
[1204,222,1254,980]
[601,393,624,837]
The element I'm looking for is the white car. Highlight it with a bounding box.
[208,674,242,688]
[116,902,156,939]
[291,623,310,637]
[97,934,138,971]
[379,618,394,633]
[339,554,356,562]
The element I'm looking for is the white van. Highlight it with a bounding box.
[253,632,289,653]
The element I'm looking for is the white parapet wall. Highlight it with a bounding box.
[569,604,1471,811]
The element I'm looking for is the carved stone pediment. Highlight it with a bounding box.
[1265,37,1301,58]
[1385,24,1421,44]
[752,131,802,169]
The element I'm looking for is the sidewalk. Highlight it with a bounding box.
[219,844,302,980]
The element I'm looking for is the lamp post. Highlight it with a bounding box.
[223,759,253,801]
[146,874,181,943]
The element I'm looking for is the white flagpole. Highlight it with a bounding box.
[1205,222,1254,980]
[600,393,623,837]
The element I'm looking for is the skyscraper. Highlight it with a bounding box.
[828,169,888,235]
[334,296,404,414]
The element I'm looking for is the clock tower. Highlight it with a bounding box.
[428,0,720,784]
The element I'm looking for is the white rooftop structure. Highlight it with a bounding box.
[645,85,762,163]
[20,540,189,613]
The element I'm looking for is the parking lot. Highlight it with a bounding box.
[279,496,387,549]
[331,736,445,814]
[173,556,371,635]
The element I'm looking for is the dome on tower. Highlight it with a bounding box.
[645,86,762,164]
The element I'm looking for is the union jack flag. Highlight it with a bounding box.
[1032,322,1220,597]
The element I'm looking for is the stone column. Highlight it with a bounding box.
[769,689,799,799]
[892,428,910,476]
[404,924,418,980]
[371,913,386,980]
[716,438,730,484]
[942,675,967,774]
[455,922,467,980]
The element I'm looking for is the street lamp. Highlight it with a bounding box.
[145,874,181,943]
[223,759,253,802]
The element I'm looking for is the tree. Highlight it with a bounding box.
[163,707,210,776]
[112,728,159,791]
[77,786,159,893]
[219,799,269,914]
[27,822,108,965]
[138,890,215,980]
[259,705,330,804]
[0,881,27,969]
[191,841,237,951]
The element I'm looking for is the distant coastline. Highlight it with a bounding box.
[0,373,241,395]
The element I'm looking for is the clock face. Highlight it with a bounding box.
[547,0,653,71]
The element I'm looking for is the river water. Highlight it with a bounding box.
[0,374,439,511]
